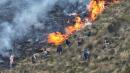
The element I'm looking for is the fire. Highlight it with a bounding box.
[65,16,83,34]
[88,0,120,21]
[74,22,83,31]
[47,32,68,45]
[75,16,82,23]
[74,16,84,30]
[65,26,76,34]
[88,0,105,21]
[48,16,84,45]
[47,0,120,45]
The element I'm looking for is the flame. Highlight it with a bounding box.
[48,16,84,45]
[74,16,84,30]
[47,0,120,45]
[47,32,68,45]
[65,16,83,34]
[88,0,120,21]
[88,0,105,21]
[65,26,76,34]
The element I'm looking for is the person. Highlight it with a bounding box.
[57,45,63,55]
[87,30,92,37]
[104,38,110,48]
[82,48,90,61]
[32,53,37,64]
[65,39,71,48]
[77,37,84,47]
[9,54,15,68]
[43,48,49,59]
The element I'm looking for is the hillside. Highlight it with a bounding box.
[1,0,130,73]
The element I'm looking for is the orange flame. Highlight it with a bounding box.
[48,16,84,45]
[88,0,105,21]
[74,16,84,30]
[47,32,68,45]
[47,0,120,45]
[65,16,83,34]
[65,26,76,35]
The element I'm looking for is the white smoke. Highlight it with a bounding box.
[0,0,8,5]
[0,0,58,56]
[0,0,88,56]
[13,0,58,35]
[0,22,14,54]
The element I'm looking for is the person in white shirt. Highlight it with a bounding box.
[9,54,15,68]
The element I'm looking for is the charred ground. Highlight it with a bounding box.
[1,0,130,73]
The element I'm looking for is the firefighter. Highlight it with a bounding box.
[65,39,71,48]
[9,54,15,68]
[57,45,63,55]
[82,48,90,61]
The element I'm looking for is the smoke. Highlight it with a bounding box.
[57,0,89,15]
[13,0,58,35]
[0,0,8,5]
[0,0,89,57]
[0,0,58,56]
[0,22,14,55]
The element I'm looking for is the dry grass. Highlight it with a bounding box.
[1,0,130,73]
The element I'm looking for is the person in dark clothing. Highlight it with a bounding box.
[31,56,36,64]
[78,41,82,46]
[82,48,90,61]
[57,45,63,55]
[65,39,71,48]
[77,38,84,47]
[87,30,92,37]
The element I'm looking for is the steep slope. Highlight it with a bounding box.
[1,0,130,73]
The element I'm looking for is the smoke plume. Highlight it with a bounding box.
[0,0,58,56]
[0,0,88,57]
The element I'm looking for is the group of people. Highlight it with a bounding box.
[57,40,90,62]
[32,48,50,64]
[31,38,90,64]
[56,44,90,61]
[9,39,90,69]
[31,39,90,65]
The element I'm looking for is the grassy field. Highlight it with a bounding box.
[1,0,130,73]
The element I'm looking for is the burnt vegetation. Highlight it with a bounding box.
[0,0,130,73]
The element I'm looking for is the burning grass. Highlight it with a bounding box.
[1,0,130,73]
[47,0,120,46]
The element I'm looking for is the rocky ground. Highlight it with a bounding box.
[1,0,130,73]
